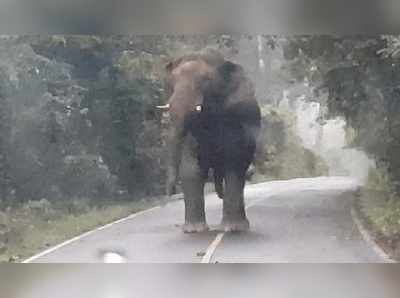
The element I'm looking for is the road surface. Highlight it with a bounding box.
[25,177,387,263]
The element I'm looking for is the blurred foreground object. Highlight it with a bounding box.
[98,249,127,263]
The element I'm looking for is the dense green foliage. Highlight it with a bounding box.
[253,105,328,181]
[0,36,170,204]
[284,36,400,194]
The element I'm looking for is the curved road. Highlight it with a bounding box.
[26,177,387,263]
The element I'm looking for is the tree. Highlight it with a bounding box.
[284,36,400,194]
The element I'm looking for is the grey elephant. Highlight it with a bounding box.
[158,50,261,233]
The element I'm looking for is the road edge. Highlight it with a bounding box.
[22,194,183,263]
[351,197,396,263]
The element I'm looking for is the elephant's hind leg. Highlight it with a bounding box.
[214,169,224,199]
[180,137,209,233]
[221,171,249,232]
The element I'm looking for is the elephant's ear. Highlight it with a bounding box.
[216,61,242,95]
[217,61,238,81]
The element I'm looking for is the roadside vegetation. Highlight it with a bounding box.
[353,167,400,259]
[0,199,160,262]
[253,105,328,182]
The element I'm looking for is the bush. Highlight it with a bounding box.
[253,105,328,181]
[60,154,117,200]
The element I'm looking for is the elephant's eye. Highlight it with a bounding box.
[195,105,203,112]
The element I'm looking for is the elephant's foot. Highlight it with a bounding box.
[182,222,209,233]
[220,218,250,232]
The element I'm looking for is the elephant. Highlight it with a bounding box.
[157,49,261,233]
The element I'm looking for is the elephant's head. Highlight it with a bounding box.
[158,49,244,117]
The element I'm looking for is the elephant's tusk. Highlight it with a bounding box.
[156,104,170,110]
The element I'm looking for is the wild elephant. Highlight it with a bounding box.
[158,49,261,233]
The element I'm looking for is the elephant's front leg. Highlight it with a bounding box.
[221,171,249,232]
[180,136,208,233]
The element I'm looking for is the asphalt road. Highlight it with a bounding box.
[26,177,386,263]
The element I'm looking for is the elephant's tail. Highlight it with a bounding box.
[214,170,224,199]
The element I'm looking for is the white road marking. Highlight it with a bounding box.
[200,196,264,263]
[201,233,224,263]
[22,206,161,263]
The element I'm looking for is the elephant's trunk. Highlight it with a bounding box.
[166,120,185,196]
